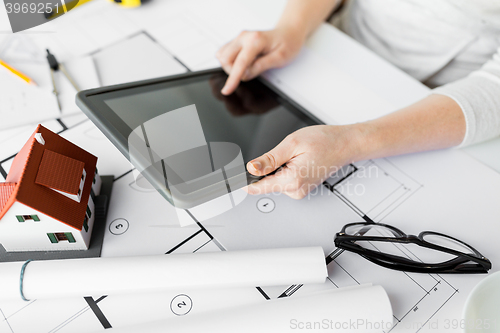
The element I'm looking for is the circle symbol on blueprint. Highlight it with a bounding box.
[170,294,193,316]
[257,198,275,213]
[109,218,129,235]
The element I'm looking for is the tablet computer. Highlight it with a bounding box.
[76,68,321,208]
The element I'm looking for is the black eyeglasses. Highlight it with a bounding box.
[334,222,491,274]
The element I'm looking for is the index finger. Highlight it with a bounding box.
[221,42,264,95]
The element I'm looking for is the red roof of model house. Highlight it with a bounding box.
[35,150,85,195]
[0,183,16,213]
[0,125,98,230]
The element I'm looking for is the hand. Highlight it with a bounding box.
[244,94,468,200]
[246,125,365,199]
[216,26,306,95]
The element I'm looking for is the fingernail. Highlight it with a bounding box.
[221,86,229,95]
[249,161,261,171]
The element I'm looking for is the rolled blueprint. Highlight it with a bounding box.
[0,247,327,301]
[93,284,393,333]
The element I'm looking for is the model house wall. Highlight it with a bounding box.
[92,169,102,197]
[0,125,102,252]
[0,175,101,252]
[0,202,87,251]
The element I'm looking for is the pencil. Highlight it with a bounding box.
[0,59,37,86]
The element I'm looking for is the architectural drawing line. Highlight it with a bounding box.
[399,244,450,291]
[94,296,107,303]
[286,285,303,297]
[172,56,192,73]
[331,188,365,217]
[114,169,134,182]
[390,241,423,262]
[403,244,429,264]
[373,190,412,220]
[366,184,404,215]
[373,160,415,188]
[3,300,36,321]
[383,158,424,187]
[435,274,459,292]
[277,284,304,298]
[384,314,402,333]
[368,227,459,297]
[88,30,145,58]
[366,226,460,328]
[192,239,212,253]
[84,296,112,329]
[362,214,375,223]
[429,281,441,294]
[0,307,14,333]
[209,237,226,252]
[49,292,112,332]
[416,290,459,333]
[142,30,192,73]
[278,248,351,299]
[165,229,204,254]
[56,118,68,132]
[327,277,339,288]
[397,293,428,323]
[0,165,7,179]
[376,185,424,222]
[255,287,270,300]
[327,163,358,188]
[186,211,215,242]
[61,118,91,133]
[49,307,91,333]
[403,272,430,294]
[185,209,227,252]
[282,285,297,295]
[326,248,345,265]
[0,154,16,165]
[333,259,361,285]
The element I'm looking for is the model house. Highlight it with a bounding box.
[0,125,101,252]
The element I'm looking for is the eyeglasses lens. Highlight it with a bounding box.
[345,224,411,259]
[422,234,476,256]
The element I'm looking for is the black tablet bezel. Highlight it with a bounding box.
[76,68,323,207]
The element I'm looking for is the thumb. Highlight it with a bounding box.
[247,138,296,176]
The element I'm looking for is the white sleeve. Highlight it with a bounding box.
[432,47,500,147]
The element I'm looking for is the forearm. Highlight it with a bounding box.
[353,94,466,161]
[276,0,340,38]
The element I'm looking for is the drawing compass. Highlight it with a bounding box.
[46,49,80,112]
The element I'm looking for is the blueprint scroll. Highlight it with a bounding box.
[93,285,393,333]
[0,247,327,301]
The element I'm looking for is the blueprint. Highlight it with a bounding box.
[1,0,500,332]
[1,124,498,332]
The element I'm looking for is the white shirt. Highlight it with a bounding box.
[340,0,500,146]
